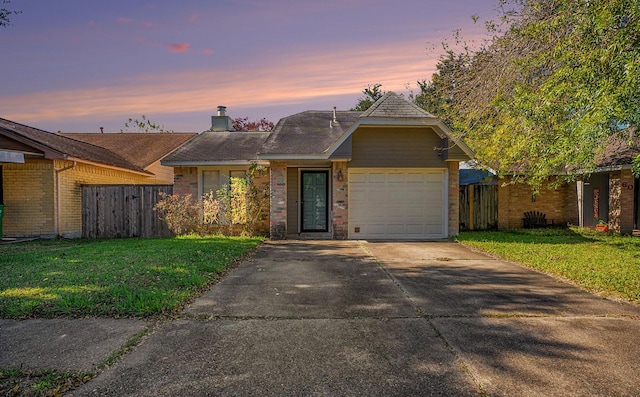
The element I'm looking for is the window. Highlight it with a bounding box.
[202,170,220,196]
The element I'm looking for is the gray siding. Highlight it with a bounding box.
[330,135,352,159]
[287,167,299,234]
[349,126,447,168]
[443,138,471,161]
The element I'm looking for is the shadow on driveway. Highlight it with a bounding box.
[70,240,640,396]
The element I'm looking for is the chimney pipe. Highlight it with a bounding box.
[209,105,234,132]
[333,106,337,123]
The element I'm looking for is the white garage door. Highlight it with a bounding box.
[348,168,447,239]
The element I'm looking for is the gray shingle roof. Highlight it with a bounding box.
[597,127,639,168]
[0,118,149,173]
[260,111,361,156]
[360,91,436,119]
[162,131,271,164]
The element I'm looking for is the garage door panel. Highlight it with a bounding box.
[349,168,446,239]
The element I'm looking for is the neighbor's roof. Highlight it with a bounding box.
[161,131,271,165]
[0,118,150,174]
[61,132,196,169]
[259,110,362,156]
[596,127,640,168]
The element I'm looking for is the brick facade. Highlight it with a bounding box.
[498,177,579,230]
[447,162,460,237]
[250,170,271,236]
[331,161,348,239]
[2,159,55,237]
[173,166,199,198]
[608,169,635,234]
[2,159,155,238]
[269,161,287,239]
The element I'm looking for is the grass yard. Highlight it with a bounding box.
[0,235,263,318]
[456,228,640,304]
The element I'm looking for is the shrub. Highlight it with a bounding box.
[153,193,200,235]
[155,163,270,237]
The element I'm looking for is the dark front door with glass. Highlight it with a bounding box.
[301,171,328,232]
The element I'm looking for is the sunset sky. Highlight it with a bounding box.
[1,0,499,133]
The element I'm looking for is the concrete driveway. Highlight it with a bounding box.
[72,240,640,396]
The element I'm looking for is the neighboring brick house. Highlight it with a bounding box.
[163,93,473,240]
[0,118,195,238]
[497,127,640,234]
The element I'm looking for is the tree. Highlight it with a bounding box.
[120,115,172,133]
[232,117,274,132]
[438,0,640,187]
[351,83,385,111]
[1,0,20,28]
[410,50,469,126]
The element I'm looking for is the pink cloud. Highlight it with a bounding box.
[117,17,135,24]
[188,13,200,23]
[165,43,190,53]
[142,21,156,28]
[201,48,215,55]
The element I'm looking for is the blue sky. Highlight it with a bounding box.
[1,0,499,133]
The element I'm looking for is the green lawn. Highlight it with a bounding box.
[0,235,263,318]
[456,228,640,304]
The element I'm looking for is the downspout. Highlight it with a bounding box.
[55,160,76,237]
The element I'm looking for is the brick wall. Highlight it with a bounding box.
[447,162,460,237]
[497,177,577,230]
[608,169,635,234]
[250,169,271,236]
[332,161,348,239]
[269,161,287,239]
[173,166,199,199]
[2,159,56,237]
[2,159,154,238]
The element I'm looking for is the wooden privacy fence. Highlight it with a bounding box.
[82,185,174,238]
[459,185,498,231]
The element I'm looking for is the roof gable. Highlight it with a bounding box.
[258,93,473,161]
[360,91,436,119]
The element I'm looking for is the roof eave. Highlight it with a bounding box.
[65,156,154,176]
[257,154,331,160]
[161,160,269,166]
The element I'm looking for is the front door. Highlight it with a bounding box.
[301,171,328,232]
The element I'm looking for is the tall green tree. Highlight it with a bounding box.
[351,83,385,111]
[0,0,20,27]
[439,0,640,186]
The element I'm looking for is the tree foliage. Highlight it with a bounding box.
[120,115,172,133]
[232,117,274,132]
[0,0,20,28]
[425,0,640,186]
[351,83,385,111]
